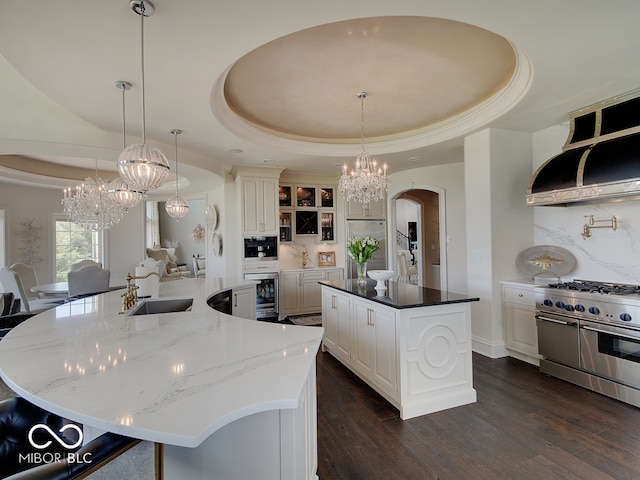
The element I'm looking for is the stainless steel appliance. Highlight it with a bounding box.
[536,279,640,407]
[345,219,387,280]
[244,272,279,322]
[243,236,278,261]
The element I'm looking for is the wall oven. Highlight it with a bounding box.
[244,236,278,261]
[535,280,640,408]
[244,272,279,322]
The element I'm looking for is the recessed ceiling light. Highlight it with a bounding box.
[408,156,421,162]
[227,148,243,154]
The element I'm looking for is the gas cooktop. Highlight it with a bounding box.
[546,279,640,296]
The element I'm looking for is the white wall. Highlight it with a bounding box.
[388,162,468,295]
[533,125,640,284]
[464,128,533,357]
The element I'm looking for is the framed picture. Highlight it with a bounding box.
[318,251,336,266]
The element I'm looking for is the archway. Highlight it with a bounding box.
[391,187,447,290]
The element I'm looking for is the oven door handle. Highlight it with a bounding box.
[581,325,640,342]
[536,315,578,327]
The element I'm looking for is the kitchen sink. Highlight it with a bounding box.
[128,298,194,316]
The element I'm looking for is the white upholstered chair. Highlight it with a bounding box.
[9,263,40,299]
[397,250,418,284]
[66,265,111,299]
[0,267,62,313]
[193,255,206,278]
[70,259,102,271]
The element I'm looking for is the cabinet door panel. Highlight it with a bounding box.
[280,272,301,315]
[373,308,396,394]
[352,302,375,377]
[261,178,278,233]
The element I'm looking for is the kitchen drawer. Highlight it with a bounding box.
[244,261,280,273]
[300,270,324,282]
[502,285,535,306]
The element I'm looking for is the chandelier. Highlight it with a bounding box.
[117,0,170,192]
[338,91,389,208]
[109,80,144,210]
[62,160,126,231]
[165,129,189,220]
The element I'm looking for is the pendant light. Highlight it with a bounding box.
[117,0,170,192]
[109,80,144,210]
[338,91,389,207]
[165,129,189,220]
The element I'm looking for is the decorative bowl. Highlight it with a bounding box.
[367,270,394,290]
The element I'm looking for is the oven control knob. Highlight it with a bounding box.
[575,304,585,312]
[620,313,632,322]
[543,299,553,307]
[564,304,575,312]
[555,301,565,309]
[588,306,600,315]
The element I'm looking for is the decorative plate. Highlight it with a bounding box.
[516,245,576,279]
[205,204,218,231]
[212,233,222,256]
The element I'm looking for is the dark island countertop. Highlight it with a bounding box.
[319,279,479,309]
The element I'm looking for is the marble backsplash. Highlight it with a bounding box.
[533,198,640,284]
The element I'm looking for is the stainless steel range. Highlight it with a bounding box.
[536,279,640,408]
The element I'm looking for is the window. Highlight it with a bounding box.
[55,218,102,281]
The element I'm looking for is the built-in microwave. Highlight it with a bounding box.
[243,236,278,261]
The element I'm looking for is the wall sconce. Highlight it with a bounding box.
[582,215,617,239]
[192,224,205,242]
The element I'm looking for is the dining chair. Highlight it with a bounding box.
[70,259,102,271]
[397,250,418,283]
[66,265,110,299]
[0,267,62,313]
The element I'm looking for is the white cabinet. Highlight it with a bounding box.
[501,282,539,365]
[241,177,279,235]
[352,298,397,398]
[232,285,256,320]
[280,268,343,318]
[322,288,351,364]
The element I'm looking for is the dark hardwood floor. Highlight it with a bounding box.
[316,351,640,480]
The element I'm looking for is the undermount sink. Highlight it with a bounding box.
[128,298,194,316]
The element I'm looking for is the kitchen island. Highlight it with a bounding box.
[0,277,323,479]
[320,279,479,419]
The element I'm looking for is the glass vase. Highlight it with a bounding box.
[356,261,368,284]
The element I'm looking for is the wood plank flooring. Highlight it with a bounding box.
[316,351,640,480]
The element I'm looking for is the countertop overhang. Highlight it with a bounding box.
[0,278,323,448]
[319,279,479,309]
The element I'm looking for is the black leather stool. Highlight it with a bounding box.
[0,397,140,480]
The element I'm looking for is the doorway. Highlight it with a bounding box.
[392,188,446,290]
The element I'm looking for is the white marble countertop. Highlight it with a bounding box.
[0,277,323,448]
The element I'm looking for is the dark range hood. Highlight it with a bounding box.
[527,90,640,206]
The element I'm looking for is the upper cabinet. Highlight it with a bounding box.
[279,182,337,243]
[346,197,386,219]
[234,166,284,236]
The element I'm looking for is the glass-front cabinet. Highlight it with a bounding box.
[279,182,336,243]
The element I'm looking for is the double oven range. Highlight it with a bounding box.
[536,279,640,408]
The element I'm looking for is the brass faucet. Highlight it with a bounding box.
[120,271,162,313]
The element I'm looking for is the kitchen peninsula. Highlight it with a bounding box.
[321,279,479,419]
[0,278,323,480]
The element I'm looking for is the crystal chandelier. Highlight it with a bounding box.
[165,129,189,220]
[109,80,144,210]
[338,91,389,208]
[117,0,170,192]
[62,160,126,231]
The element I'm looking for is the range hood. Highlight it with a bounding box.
[527,89,640,206]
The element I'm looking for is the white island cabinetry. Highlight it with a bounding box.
[321,280,478,419]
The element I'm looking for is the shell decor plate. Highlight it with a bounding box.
[516,245,576,279]
[205,204,218,231]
